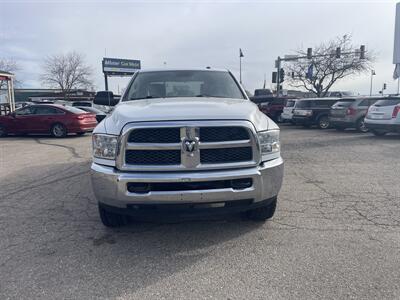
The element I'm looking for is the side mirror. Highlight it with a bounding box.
[94,91,119,106]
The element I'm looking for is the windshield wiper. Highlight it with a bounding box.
[129,96,155,100]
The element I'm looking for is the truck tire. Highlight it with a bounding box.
[51,123,67,138]
[98,204,129,227]
[246,197,277,221]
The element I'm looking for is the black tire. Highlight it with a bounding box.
[356,118,369,133]
[371,130,387,136]
[317,116,330,129]
[77,132,85,136]
[335,126,346,131]
[0,125,7,137]
[98,204,129,227]
[246,197,277,221]
[51,123,67,138]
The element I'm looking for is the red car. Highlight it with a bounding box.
[0,104,97,137]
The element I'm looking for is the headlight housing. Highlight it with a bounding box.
[92,134,118,160]
[258,130,280,161]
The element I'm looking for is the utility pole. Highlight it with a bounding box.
[276,57,281,97]
[370,70,375,96]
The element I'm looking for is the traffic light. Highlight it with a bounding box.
[383,83,387,90]
[280,68,285,83]
[360,45,365,59]
[336,47,341,58]
[272,72,277,83]
[307,48,312,59]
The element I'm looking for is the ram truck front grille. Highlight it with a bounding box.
[119,121,259,171]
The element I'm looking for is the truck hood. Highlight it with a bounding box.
[99,97,273,135]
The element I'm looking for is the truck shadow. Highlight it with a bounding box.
[1,161,265,298]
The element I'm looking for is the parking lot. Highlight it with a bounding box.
[1,125,399,299]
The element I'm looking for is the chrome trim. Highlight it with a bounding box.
[116,120,260,171]
[91,157,283,207]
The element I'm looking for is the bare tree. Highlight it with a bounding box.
[41,51,93,99]
[285,35,373,97]
[0,58,20,89]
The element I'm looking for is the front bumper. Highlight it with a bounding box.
[91,157,284,209]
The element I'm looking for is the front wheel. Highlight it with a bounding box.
[51,123,67,138]
[98,204,129,227]
[318,116,330,129]
[245,197,277,221]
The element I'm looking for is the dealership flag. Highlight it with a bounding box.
[240,48,244,58]
[393,2,400,79]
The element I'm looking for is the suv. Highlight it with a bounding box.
[281,99,297,123]
[91,69,284,227]
[365,97,400,136]
[329,97,380,132]
[292,98,339,129]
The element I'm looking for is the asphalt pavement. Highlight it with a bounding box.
[1,125,399,299]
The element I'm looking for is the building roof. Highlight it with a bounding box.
[0,70,14,77]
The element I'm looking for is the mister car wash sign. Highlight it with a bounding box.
[102,58,141,75]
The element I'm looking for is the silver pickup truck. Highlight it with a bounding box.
[91,68,283,227]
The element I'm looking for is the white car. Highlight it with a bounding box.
[281,99,297,123]
[90,68,284,227]
[365,97,400,136]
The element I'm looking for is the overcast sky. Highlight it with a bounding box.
[1,0,399,95]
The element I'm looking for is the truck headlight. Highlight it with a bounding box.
[92,134,118,160]
[258,130,280,161]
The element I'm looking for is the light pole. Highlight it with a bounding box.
[239,49,244,84]
[370,70,375,96]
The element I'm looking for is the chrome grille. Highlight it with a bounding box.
[200,147,252,164]
[128,128,180,143]
[125,150,181,165]
[118,121,259,171]
[199,127,249,142]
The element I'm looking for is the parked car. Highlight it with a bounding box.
[292,98,339,129]
[365,97,400,136]
[0,104,97,137]
[329,97,380,132]
[281,99,298,123]
[75,106,107,123]
[258,98,289,122]
[91,68,283,227]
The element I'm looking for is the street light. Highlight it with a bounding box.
[370,70,376,96]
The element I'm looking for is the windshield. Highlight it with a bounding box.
[295,100,312,108]
[333,99,355,108]
[124,70,245,101]
[285,100,296,107]
[374,99,400,107]
[63,106,87,114]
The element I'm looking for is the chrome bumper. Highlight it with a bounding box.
[91,157,284,208]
